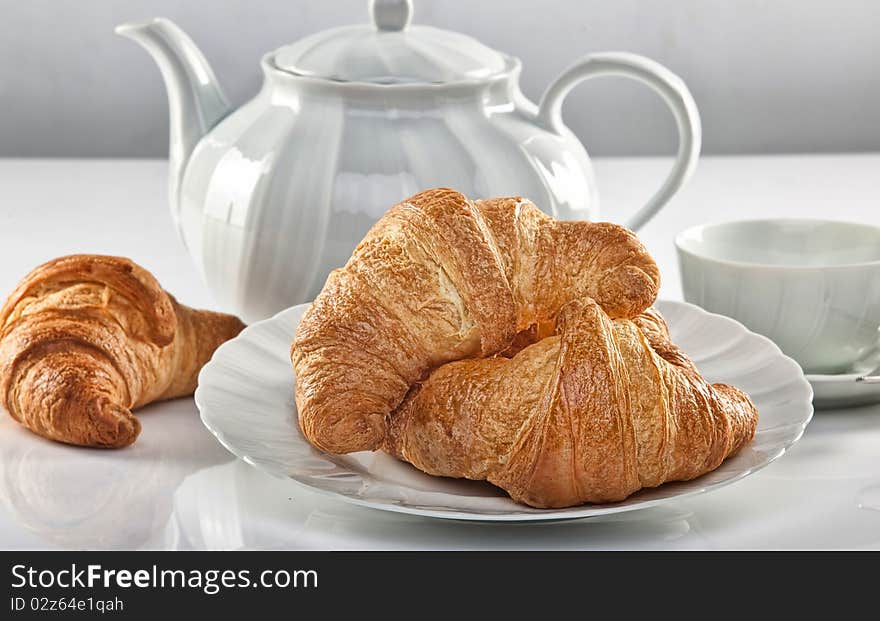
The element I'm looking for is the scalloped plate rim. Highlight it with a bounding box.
[196,299,814,522]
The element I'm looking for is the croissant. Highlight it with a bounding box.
[0,255,245,448]
[292,188,661,454]
[385,298,758,508]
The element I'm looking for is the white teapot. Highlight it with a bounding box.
[118,0,700,323]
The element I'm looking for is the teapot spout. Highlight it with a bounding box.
[116,18,231,218]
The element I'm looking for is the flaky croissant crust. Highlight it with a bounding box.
[0,255,244,448]
[292,188,661,454]
[385,299,758,508]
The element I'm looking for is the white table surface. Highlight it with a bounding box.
[1,155,879,550]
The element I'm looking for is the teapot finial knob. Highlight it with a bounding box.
[370,0,413,31]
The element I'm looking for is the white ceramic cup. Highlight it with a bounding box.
[676,219,880,374]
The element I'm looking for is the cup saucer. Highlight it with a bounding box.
[807,344,880,409]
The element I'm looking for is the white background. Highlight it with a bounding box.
[2,0,879,157]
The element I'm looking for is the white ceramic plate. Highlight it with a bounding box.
[196,300,813,522]
[807,343,880,409]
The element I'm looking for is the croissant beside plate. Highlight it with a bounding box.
[0,255,245,448]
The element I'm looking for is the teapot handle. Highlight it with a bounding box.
[537,52,701,231]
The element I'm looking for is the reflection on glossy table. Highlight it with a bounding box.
[1,155,879,550]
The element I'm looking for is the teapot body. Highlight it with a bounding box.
[120,8,701,324]
[179,61,598,322]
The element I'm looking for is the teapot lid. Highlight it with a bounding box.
[273,0,509,84]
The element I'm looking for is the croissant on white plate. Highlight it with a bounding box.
[385,298,758,508]
[292,188,661,454]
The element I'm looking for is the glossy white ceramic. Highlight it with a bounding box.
[195,299,812,522]
[809,374,880,409]
[677,219,880,375]
[807,342,880,408]
[116,0,701,322]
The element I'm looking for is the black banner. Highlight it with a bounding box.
[1,551,873,617]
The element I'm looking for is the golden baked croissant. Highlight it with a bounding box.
[0,255,245,448]
[385,298,758,508]
[292,188,661,454]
